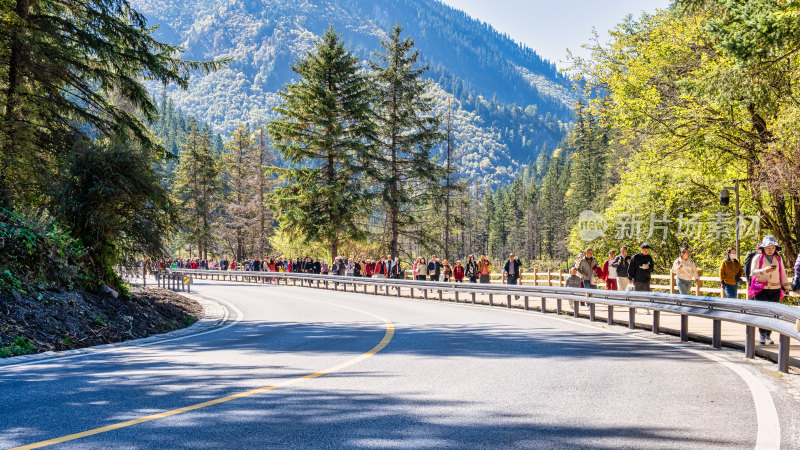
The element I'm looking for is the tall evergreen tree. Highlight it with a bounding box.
[268,26,375,261]
[222,124,255,261]
[173,120,220,259]
[0,0,225,210]
[252,126,276,259]
[566,101,607,217]
[371,25,445,258]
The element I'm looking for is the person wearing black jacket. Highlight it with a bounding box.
[611,246,631,291]
[628,244,655,291]
[503,253,522,285]
[465,255,479,283]
[313,259,321,274]
[427,256,441,282]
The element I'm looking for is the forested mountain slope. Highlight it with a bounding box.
[132,0,576,184]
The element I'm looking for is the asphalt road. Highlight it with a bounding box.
[2,279,798,449]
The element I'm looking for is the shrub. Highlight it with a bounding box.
[0,336,36,358]
[0,209,93,294]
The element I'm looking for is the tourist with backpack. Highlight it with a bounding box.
[749,235,791,344]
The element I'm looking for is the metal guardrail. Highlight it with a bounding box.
[162,269,800,373]
[153,271,192,293]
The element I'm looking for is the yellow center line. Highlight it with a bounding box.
[11,295,395,450]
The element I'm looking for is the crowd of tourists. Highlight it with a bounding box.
[157,235,799,343]
[565,236,799,345]
[156,253,519,283]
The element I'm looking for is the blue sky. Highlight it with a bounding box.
[438,0,671,68]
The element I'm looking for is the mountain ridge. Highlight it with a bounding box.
[133,0,575,184]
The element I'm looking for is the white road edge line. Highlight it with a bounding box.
[2,294,243,369]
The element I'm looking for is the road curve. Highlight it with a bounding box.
[1,279,798,449]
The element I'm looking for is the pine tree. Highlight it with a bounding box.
[0,0,225,210]
[173,120,220,259]
[566,101,607,218]
[268,26,375,261]
[252,126,276,259]
[539,152,570,259]
[371,25,445,259]
[222,124,255,261]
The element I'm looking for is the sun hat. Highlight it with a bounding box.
[757,235,782,252]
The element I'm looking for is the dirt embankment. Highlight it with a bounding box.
[1,286,202,357]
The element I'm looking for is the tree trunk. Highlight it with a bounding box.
[0,0,32,211]
[389,133,399,259]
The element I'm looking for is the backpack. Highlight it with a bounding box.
[743,251,757,283]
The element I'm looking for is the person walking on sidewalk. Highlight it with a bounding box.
[612,246,631,291]
[503,253,522,285]
[628,244,655,292]
[478,254,492,284]
[427,256,441,282]
[465,255,479,283]
[602,250,617,290]
[719,247,744,298]
[671,248,700,295]
[576,248,599,289]
[453,260,465,282]
[564,267,583,288]
[749,235,791,345]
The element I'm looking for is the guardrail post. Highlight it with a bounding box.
[680,315,689,341]
[712,319,721,348]
[187,277,191,293]
[507,295,512,308]
[607,305,613,325]
[524,296,529,310]
[589,303,596,321]
[411,287,415,298]
[778,334,790,373]
[745,326,755,359]
[653,311,660,334]
[438,289,443,301]
[628,308,636,329]
[556,299,562,314]
[670,272,676,294]
[695,269,704,297]
[489,293,494,306]
[423,288,428,299]
[573,301,579,318]
[455,290,459,302]
[541,297,546,313]
[471,291,476,305]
